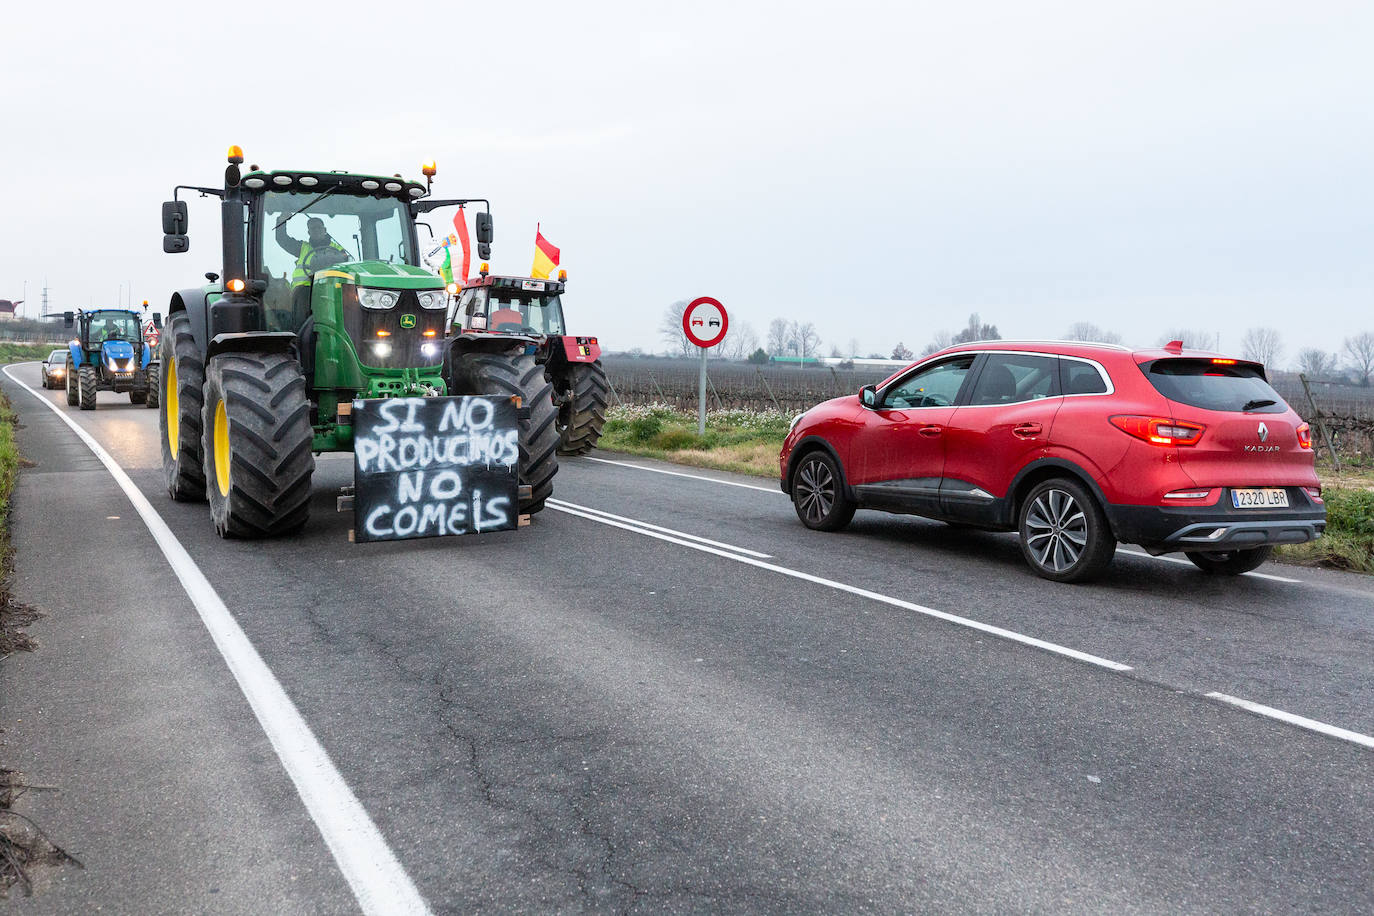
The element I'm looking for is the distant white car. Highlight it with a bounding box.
[41,348,68,390]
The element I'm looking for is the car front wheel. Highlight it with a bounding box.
[791,451,856,532]
[1017,478,1116,583]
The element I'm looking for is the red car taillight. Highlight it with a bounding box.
[1296,423,1313,449]
[1303,486,1323,504]
[1109,416,1205,447]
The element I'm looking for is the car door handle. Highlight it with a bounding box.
[1013,422,1043,438]
[918,425,943,438]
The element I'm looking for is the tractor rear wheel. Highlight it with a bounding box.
[201,352,314,539]
[78,366,97,410]
[555,360,609,456]
[160,312,207,501]
[450,350,558,514]
[65,361,78,406]
[144,364,160,409]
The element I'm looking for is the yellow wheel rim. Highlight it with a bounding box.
[166,357,179,451]
[214,399,231,497]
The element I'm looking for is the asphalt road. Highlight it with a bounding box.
[2,360,1372,914]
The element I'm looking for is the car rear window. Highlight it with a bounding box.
[1141,359,1288,414]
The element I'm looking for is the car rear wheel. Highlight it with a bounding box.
[1017,478,1115,582]
[791,451,855,531]
[1184,546,1273,575]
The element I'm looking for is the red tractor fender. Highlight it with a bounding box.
[558,335,601,363]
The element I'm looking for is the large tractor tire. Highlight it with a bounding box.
[78,366,98,410]
[144,363,160,409]
[64,361,78,405]
[160,312,207,501]
[450,350,558,514]
[555,360,609,456]
[201,352,314,539]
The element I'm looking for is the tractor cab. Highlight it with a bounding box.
[451,274,567,337]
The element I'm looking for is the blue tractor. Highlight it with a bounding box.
[62,307,162,410]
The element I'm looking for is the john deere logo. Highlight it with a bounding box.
[400,314,417,329]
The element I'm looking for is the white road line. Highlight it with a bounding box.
[1206,693,1374,750]
[547,498,772,558]
[2,364,431,916]
[1117,549,1302,584]
[546,501,1133,673]
[582,455,780,493]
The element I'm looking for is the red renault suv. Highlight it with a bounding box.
[779,341,1326,582]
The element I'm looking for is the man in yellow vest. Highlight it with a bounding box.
[275,217,350,326]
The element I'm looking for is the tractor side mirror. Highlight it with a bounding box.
[152,312,163,329]
[162,201,187,234]
[163,235,189,253]
[477,242,491,260]
[63,311,74,329]
[475,211,493,244]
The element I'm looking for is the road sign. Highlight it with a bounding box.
[352,395,520,542]
[682,297,728,349]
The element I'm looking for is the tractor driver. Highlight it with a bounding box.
[100,319,124,341]
[275,217,350,328]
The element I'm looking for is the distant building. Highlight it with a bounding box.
[0,300,18,321]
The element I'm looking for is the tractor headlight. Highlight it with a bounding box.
[372,342,392,358]
[357,287,400,310]
[415,291,446,310]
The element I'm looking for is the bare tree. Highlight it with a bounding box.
[790,321,822,364]
[1240,327,1283,368]
[720,321,759,361]
[1343,331,1374,387]
[891,342,914,361]
[848,338,861,359]
[1157,329,1220,350]
[659,300,694,356]
[951,313,1000,345]
[920,329,953,357]
[766,318,791,357]
[1297,348,1338,379]
[1063,322,1123,345]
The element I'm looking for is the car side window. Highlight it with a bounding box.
[966,353,1060,406]
[1061,359,1109,395]
[882,356,976,409]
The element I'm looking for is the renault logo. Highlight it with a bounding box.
[1257,422,1269,442]
[399,314,417,329]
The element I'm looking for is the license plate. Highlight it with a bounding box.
[1231,487,1289,509]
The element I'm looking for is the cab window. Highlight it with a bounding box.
[966,353,1060,406]
[881,356,976,408]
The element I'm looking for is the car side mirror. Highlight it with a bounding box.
[475,211,493,245]
[152,312,163,329]
[63,311,74,329]
[860,385,877,407]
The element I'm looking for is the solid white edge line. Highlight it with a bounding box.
[583,455,780,493]
[1117,548,1302,584]
[547,498,773,558]
[1206,693,1374,750]
[2,364,431,916]
[547,502,1132,672]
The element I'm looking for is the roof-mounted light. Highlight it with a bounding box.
[384,182,402,192]
[243,177,266,189]
[272,175,292,186]
[227,145,244,164]
[299,175,319,187]
[558,269,567,281]
[361,180,380,191]
[422,160,437,177]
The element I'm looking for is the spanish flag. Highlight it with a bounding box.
[531,224,560,279]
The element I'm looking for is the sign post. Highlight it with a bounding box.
[682,297,728,435]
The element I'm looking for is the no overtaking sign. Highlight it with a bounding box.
[682,297,728,349]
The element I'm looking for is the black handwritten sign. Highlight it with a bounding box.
[352,396,520,543]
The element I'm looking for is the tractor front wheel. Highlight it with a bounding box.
[201,352,315,539]
[160,312,207,501]
[555,360,609,456]
[65,361,78,406]
[450,350,559,514]
[144,363,160,409]
[78,366,98,410]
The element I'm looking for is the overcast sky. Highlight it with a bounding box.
[4,0,1371,365]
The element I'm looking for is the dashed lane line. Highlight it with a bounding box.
[2,363,432,916]
[547,498,1134,673]
[1207,693,1374,750]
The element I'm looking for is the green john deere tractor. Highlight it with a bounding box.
[159,146,557,537]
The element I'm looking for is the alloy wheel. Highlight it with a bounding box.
[1024,487,1088,573]
[796,458,835,525]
